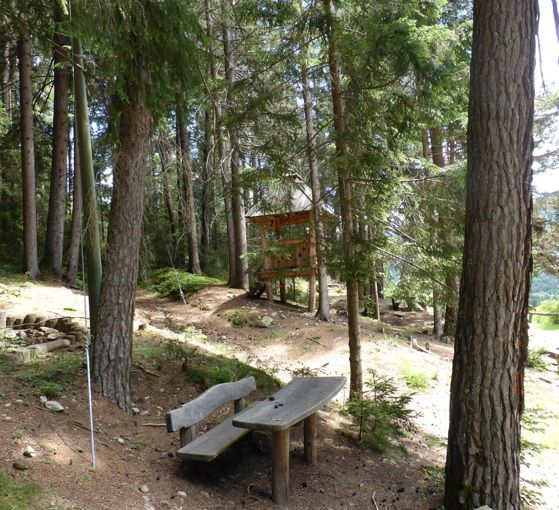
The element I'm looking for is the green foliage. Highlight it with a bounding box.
[147,268,222,301]
[0,472,40,510]
[526,347,550,372]
[15,353,82,394]
[343,370,415,452]
[533,300,559,328]
[418,464,445,496]
[402,369,430,390]
[227,310,261,327]
[520,407,555,506]
[164,339,278,392]
[531,272,559,306]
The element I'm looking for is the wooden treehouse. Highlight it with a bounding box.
[246,181,334,310]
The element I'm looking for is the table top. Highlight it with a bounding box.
[232,376,346,432]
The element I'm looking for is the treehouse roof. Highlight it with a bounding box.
[245,179,335,227]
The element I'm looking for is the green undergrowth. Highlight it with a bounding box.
[134,336,279,393]
[342,369,415,453]
[146,268,223,300]
[10,353,82,398]
[0,471,41,510]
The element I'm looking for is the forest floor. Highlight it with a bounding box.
[0,278,558,510]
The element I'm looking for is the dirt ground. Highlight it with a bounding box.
[1,279,558,510]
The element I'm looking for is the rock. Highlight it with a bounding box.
[3,416,12,421]
[44,400,65,412]
[201,491,210,498]
[176,491,187,498]
[47,333,59,340]
[23,445,36,458]
[39,396,48,403]
[131,407,140,416]
[3,330,17,340]
[39,326,59,335]
[116,437,125,444]
[260,316,274,328]
[13,461,31,471]
[159,502,171,510]
[16,330,27,339]
[139,484,150,493]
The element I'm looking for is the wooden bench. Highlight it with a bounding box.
[165,376,257,462]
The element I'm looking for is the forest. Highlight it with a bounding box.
[0,0,559,509]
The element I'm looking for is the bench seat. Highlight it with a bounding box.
[177,416,251,462]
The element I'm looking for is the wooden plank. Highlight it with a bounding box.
[272,428,290,508]
[166,376,256,432]
[304,413,317,465]
[233,377,346,432]
[177,417,251,462]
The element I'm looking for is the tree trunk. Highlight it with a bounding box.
[200,107,214,271]
[301,62,330,321]
[65,122,82,285]
[157,143,176,238]
[177,105,202,274]
[17,31,40,279]
[93,85,151,413]
[43,9,69,278]
[222,9,248,290]
[444,1,536,508]
[72,37,102,333]
[207,0,236,285]
[1,27,12,118]
[324,0,361,398]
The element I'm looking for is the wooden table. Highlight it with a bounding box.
[232,376,346,508]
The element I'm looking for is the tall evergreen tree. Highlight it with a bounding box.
[444,0,537,507]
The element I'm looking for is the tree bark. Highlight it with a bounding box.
[17,31,40,279]
[200,107,215,271]
[43,8,69,278]
[301,61,330,321]
[324,0,361,397]
[444,1,536,508]
[93,84,151,413]
[177,105,202,274]
[65,122,82,285]
[1,26,12,118]
[222,9,249,290]
[207,0,236,285]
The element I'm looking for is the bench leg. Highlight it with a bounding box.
[272,429,290,508]
[304,413,317,465]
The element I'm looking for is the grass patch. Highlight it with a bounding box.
[164,339,278,392]
[146,268,223,301]
[13,353,82,397]
[133,344,165,371]
[526,347,550,371]
[419,464,445,496]
[0,471,40,509]
[226,310,264,328]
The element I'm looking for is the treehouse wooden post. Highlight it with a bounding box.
[245,177,334,310]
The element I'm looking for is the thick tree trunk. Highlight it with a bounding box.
[222,11,248,290]
[17,31,40,279]
[43,10,69,278]
[93,85,151,413]
[444,1,536,508]
[301,62,330,321]
[65,124,82,285]
[177,106,202,274]
[324,0,361,397]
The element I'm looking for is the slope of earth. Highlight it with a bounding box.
[1,277,557,509]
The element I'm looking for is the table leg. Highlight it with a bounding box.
[304,413,317,465]
[272,428,290,508]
